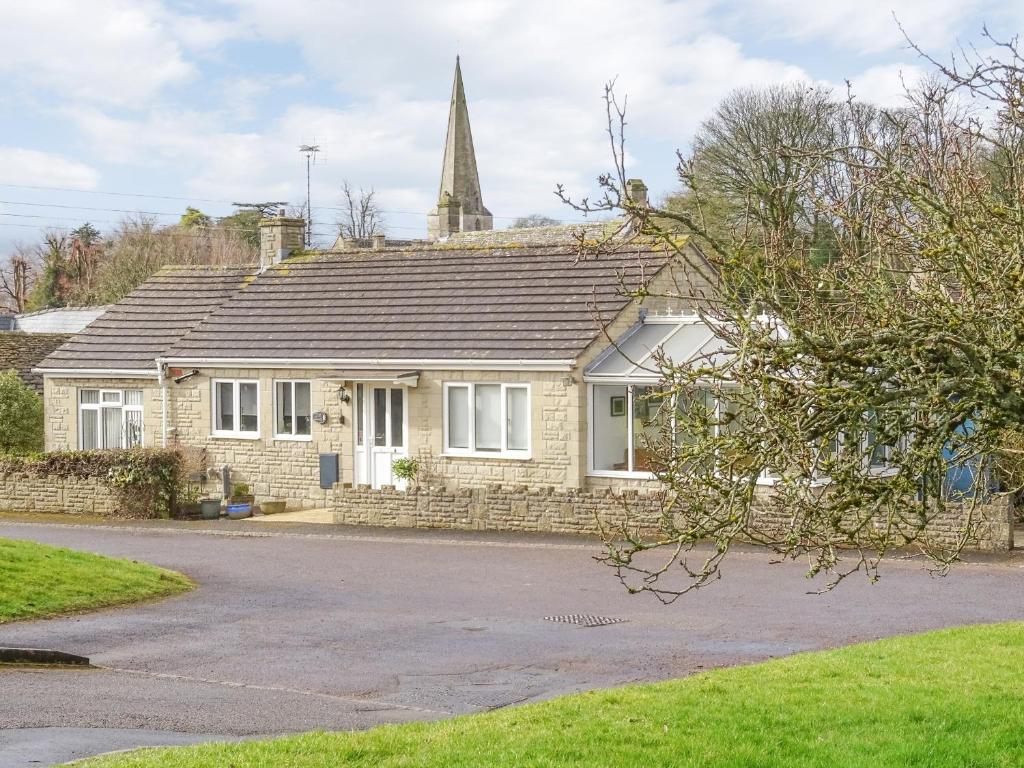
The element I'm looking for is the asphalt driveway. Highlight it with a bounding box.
[2,520,1024,767]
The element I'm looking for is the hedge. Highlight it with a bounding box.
[0,449,183,518]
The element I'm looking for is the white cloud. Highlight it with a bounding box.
[844,62,928,107]
[0,147,100,190]
[0,0,238,106]
[729,0,985,54]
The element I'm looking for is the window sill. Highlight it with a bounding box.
[210,432,261,440]
[442,451,532,461]
[588,470,658,480]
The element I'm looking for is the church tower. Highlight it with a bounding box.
[427,57,493,239]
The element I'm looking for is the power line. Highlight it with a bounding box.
[0,181,591,222]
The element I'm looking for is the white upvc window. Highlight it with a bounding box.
[443,382,531,458]
[79,388,144,450]
[274,380,312,440]
[212,379,260,438]
[588,383,779,483]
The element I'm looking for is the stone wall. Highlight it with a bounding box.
[0,474,118,515]
[332,484,1015,552]
[333,483,667,535]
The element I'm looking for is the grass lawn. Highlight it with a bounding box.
[0,537,192,623]
[78,622,1024,768]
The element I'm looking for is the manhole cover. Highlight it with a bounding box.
[543,614,626,628]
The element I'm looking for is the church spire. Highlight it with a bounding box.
[428,56,492,239]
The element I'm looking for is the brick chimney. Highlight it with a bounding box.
[258,209,306,271]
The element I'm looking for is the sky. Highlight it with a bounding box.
[0,0,1021,251]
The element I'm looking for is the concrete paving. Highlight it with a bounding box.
[2,520,1024,767]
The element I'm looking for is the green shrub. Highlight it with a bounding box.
[0,448,183,518]
[0,370,43,454]
[391,457,420,483]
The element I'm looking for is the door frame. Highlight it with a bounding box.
[354,383,409,488]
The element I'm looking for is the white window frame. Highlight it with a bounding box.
[273,379,313,441]
[442,382,531,459]
[78,388,145,450]
[587,383,658,480]
[211,379,261,439]
[586,383,780,483]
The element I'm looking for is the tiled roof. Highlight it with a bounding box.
[39,266,258,372]
[0,333,72,391]
[39,243,680,370]
[166,244,673,363]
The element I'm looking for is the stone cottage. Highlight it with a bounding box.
[35,60,716,512]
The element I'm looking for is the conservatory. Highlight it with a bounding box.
[584,316,729,479]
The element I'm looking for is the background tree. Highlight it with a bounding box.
[180,207,213,230]
[561,33,1024,598]
[0,248,36,312]
[0,370,44,453]
[337,180,385,239]
[512,213,561,228]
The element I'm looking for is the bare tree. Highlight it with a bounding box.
[0,247,36,312]
[337,180,385,239]
[512,213,561,228]
[559,32,1024,599]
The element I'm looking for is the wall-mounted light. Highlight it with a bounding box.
[337,386,351,404]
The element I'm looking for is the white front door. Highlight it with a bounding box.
[355,384,408,489]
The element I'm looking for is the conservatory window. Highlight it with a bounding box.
[79,388,144,450]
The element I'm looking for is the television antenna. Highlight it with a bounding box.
[299,143,321,247]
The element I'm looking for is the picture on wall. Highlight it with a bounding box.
[610,395,626,417]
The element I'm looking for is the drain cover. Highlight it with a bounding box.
[543,614,626,628]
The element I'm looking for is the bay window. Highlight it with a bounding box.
[79,389,144,450]
[274,380,312,439]
[212,379,260,438]
[444,382,530,457]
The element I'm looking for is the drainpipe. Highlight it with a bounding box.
[156,359,168,448]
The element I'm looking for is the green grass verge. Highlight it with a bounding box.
[0,537,192,623]
[78,622,1024,767]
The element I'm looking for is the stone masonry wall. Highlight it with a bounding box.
[0,474,118,515]
[332,484,1014,552]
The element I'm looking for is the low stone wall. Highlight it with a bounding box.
[333,484,666,536]
[333,484,1015,551]
[0,474,119,515]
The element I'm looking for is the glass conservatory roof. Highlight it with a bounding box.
[584,319,718,381]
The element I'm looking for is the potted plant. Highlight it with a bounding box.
[176,483,203,519]
[226,483,255,519]
[200,496,222,520]
[391,457,420,489]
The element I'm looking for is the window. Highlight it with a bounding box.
[443,382,530,457]
[212,380,260,438]
[79,388,144,450]
[274,380,312,439]
[592,384,673,474]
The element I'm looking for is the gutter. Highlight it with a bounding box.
[33,368,158,379]
[157,356,576,372]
